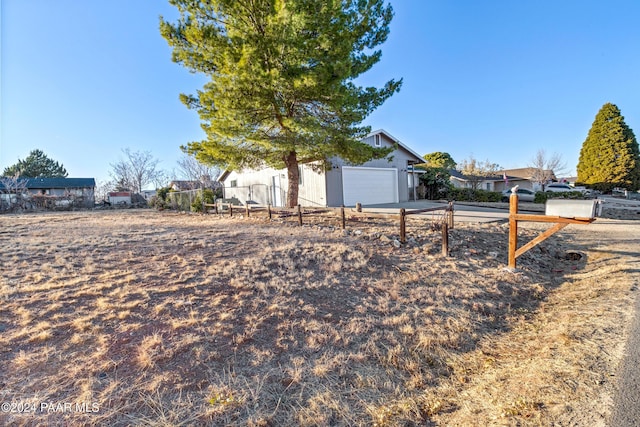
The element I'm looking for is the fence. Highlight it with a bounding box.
[167,189,203,212]
[0,193,92,212]
[206,201,455,256]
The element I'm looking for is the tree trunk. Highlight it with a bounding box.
[284,151,299,208]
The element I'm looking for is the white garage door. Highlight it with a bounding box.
[342,167,398,206]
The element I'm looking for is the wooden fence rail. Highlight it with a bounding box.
[507,194,595,268]
[205,201,455,255]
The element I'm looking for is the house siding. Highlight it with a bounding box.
[326,132,416,205]
[298,164,327,206]
[0,178,96,209]
[222,163,327,207]
[218,130,424,207]
[451,178,500,191]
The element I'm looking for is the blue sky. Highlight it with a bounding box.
[2,0,639,186]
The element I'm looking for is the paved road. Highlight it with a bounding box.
[610,292,640,426]
[363,200,541,223]
[596,203,640,427]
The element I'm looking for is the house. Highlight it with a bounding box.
[449,170,505,191]
[449,167,560,192]
[559,177,577,186]
[169,180,202,191]
[498,168,557,192]
[218,129,426,207]
[141,189,157,201]
[0,177,96,208]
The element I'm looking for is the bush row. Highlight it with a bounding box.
[445,188,503,202]
[445,188,588,204]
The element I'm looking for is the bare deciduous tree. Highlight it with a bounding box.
[0,174,29,210]
[109,149,164,194]
[152,170,170,190]
[94,180,114,203]
[176,153,219,183]
[457,156,501,190]
[528,149,568,188]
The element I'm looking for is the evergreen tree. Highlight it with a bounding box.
[577,103,640,191]
[3,149,68,178]
[417,152,455,200]
[160,0,401,207]
[422,152,456,169]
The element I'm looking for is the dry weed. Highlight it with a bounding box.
[0,210,636,426]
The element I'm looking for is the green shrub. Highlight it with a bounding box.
[148,195,167,209]
[534,192,547,204]
[446,188,502,202]
[191,189,215,212]
[156,186,171,201]
[417,167,452,200]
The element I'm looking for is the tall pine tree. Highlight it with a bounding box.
[3,149,68,178]
[160,0,401,207]
[577,103,640,192]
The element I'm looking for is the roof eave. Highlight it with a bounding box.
[367,129,426,163]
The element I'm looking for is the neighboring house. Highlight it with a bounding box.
[449,170,505,191]
[218,129,426,207]
[498,168,557,192]
[169,180,202,191]
[559,177,577,186]
[0,177,96,208]
[169,180,222,192]
[141,189,157,201]
[450,168,560,192]
[108,191,132,205]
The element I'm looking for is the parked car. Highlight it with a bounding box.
[544,183,574,193]
[612,187,626,197]
[573,186,597,197]
[501,187,536,202]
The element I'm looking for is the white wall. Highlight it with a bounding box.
[109,195,131,205]
[222,163,327,207]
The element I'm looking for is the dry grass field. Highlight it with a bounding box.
[0,209,638,426]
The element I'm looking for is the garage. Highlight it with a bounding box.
[342,166,398,206]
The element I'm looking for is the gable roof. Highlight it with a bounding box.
[217,171,231,182]
[0,177,95,190]
[499,168,556,180]
[449,169,504,182]
[169,180,202,190]
[368,129,426,163]
[217,129,426,182]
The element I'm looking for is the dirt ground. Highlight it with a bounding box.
[0,209,638,426]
